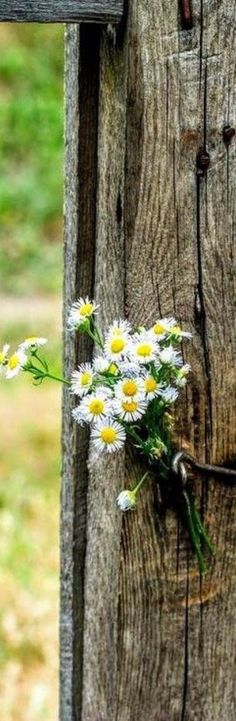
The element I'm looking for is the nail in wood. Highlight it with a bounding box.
[179,0,193,30]
[223,126,235,146]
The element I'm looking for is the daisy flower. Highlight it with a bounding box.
[175,363,191,387]
[141,373,164,400]
[118,359,141,377]
[130,332,159,364]
[6,349,28,379]
[150,317,176,340]
[161,386,178,404]
[114,396,147,422]
[71,363,94,396]
[104,331,130,361]
[19,336,48,350]
[168,323,192,340]
[159,346,183,367]
[115,376,143,400]
[73,388,112,425]
[68,297,98,330]
[117,489,137,511]
[93,356,118,376]
[0,344,10,371]
[91,419,126,454]
[106,319,132,338]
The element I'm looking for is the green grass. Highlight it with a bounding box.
[0,24,64,295]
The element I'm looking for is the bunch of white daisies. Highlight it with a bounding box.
[68,298,191,480]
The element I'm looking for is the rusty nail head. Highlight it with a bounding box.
[180,0,193,30]
[223,125,235,146]
[196,148,210,176]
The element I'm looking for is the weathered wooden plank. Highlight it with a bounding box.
[0,0,124,24]
[61,23,100,721]
[62,1,236,720]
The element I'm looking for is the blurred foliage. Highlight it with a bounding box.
[0,24,64,295]
[0,24,63,721]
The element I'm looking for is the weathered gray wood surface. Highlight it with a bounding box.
[62,1,236,719]
[0,0,124,24]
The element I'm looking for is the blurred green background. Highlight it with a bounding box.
[0,23,64,721]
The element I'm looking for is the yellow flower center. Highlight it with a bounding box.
[100,427,117,444]
[122,400,138,413]
[152,322,166,335]
[25,336,38,343]
[8,354,20,370]
[122,379,138,396]
[80,372,91,386]
[89,399,105,415]
[171,325,181,336]
[110,338,125,353]
[145,377,157,393]
[78,303,94,317]
[136,343,152,357]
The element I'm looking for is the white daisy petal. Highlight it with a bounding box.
[117,490,137,511]
[141,373,164,400]
[19,336,48,350]
[115,376,144,400]
[0,344,10,371]
[73,389,112,425]
[91,419,126,454]
[6,350,28,379]
[71,363,94,396]
[161,386,179,404]
[114,396,147,423]
[68,296,99,330]
[130,332,159,365]
[106,319,132,339]
[149,317,177,340]
[159,346,183,367]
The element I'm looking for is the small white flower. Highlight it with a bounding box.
[91,419,126,454]
[93,356,119,376]
[0,344,10,371]
[175,363,191,387]
[71,363,94,396]
[73,388,112,425]
[115,376,143,400]
[104,332,130,361]
[130,332,159,364]
[141,373,164,400]
[161,386,178,404]
[150,317,176,340]
[6,349,28,379]
[114,396,147,422]
[117,489,137,511]
[168,323,192,340]
[118,359,141,377]
[159,346,183,367]
[19,336,48,350]
[68,296,99,330]
[106,319,132,339]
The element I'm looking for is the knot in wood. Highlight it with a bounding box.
[196,148,210,177]
[223,125,235,146]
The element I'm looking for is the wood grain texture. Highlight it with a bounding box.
[0,0,124,24]
[62,1,236,719]
[61,23,100,721]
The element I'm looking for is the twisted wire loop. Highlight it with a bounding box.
[172,451,236,483]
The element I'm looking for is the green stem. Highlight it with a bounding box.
[86,328,103,350]
[182,489,207,574]
[25,365,70,385]
[190,502,215,556]
[133,470,149,494]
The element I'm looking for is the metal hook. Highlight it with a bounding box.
[172,451,236,481]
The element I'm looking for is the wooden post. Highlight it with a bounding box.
[62,3,236,720]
